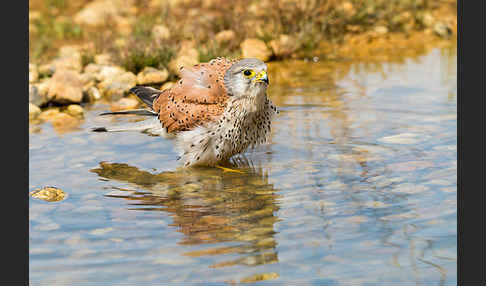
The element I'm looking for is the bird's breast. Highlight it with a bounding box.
[211,100,273,160]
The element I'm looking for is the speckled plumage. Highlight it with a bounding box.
[95,57,278,167]
[176,94,277,166]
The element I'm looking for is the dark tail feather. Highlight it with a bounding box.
[99,109,157,116]
[129,86,162,109]
[92,127,108,132]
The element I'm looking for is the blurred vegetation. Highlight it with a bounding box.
[29,0,456,73]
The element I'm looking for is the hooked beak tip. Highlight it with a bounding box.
[255,71,269,85]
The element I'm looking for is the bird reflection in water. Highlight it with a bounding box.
[90,156,281,269]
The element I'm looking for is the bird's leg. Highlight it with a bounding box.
[215,165,245,174]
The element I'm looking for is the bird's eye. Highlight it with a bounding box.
[243,69,254,77]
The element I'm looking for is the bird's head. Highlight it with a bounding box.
[224,58,269,99]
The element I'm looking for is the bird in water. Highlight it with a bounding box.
[92,58,278,171]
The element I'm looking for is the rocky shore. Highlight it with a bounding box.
[29,0,457,130]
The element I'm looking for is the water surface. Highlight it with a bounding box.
[29,41,457,285]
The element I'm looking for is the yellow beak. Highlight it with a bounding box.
[254,70,269,84]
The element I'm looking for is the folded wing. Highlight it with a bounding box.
[152,57,236,133]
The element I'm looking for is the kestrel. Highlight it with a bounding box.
[93,58,278,167]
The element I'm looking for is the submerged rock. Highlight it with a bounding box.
[377,133,422,144]
[240,272,279,284]
[38,108,79,126]
[38,108,61,122]
[30,187,67,202]
[66,104,84,117]
[50,113,82,133]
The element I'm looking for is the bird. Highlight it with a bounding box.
[92,57,279,169]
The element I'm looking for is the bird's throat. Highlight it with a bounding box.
[241,87,267,113]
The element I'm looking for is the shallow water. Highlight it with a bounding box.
[29,41,457,285]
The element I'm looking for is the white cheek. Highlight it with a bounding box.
[233,78,248,95]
